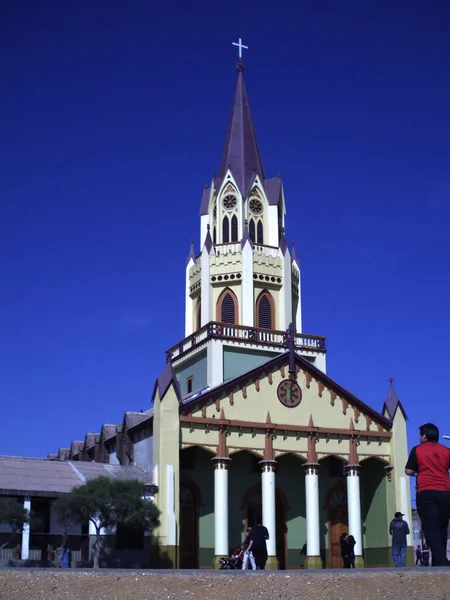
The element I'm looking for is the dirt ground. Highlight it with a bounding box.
[0,568,449,600]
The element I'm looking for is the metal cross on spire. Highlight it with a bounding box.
[232,37,248,59]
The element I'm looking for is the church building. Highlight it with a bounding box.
[51,57,413,570]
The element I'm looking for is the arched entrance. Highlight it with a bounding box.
[325,482,348,568]
[243,486,287,569]
[179,482,199,568]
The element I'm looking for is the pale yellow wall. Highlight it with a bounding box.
[153,383,181,549]
[180,361,391,464]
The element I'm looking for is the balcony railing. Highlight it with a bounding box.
[167,322,326,361]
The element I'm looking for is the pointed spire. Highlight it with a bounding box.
[186,238,195,265]
[203,224,213,254]
[308,415,315,428]
[383,377,407,420]
[265,411,272,424]
[291,240,300,267]
[279,227,287,256]
[218,64,265,197]
[241,219,251,249]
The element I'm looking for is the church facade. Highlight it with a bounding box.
[51,59,413,569]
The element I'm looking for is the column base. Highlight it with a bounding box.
[406,546,415,567]
[305,555,323,569]
[355,556,365,568]
[265,555,279,570]
[213,555,228,569]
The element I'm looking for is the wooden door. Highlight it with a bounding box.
[179,484,198,569]
[326,484,348,569]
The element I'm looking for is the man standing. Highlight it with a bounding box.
[249,517,269,570]
[389,512,410,567]
[405,422,450,567]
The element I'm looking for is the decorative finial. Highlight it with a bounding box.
[207,224,210,231]
[388,377,395,386]
[232,37,248,59]
[292,240,295,247]
[281,227,285,234]
[191,238,194,245]
[237,59,245,72]
[244,219,248,227]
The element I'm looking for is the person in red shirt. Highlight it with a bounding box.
[405,423,450,566]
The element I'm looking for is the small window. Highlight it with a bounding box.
[231,215,238,242]
[256,291,274,330]
[249,219,256,242]
[195,301,201,331]
[222,216,229,243]
[186,376,194,394]
[257,221,264,244]
[221,293,235,323]
[213,226,216,245]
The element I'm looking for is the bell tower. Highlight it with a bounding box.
[171,60,326,397]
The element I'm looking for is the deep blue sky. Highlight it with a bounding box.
[1,1,450,465]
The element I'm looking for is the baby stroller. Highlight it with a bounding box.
[218,546,244,569]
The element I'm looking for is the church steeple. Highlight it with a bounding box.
[217,61,265,197]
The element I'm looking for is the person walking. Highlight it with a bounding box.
[415,545,422,566]
[389,512,410,567]
[242,527,256,570]
[340,533,350,568]
[249,517,269,570]
[405,422,450,567]
[346,535,356,568]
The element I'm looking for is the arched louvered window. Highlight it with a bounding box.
[256,291,274,330]
[257,221,264,244]
[217,289,238,325]
[231,215,238,242]
[213,227,216,245]
[249,219,256,242]
[196,301,201,331]
[222,216,229,243]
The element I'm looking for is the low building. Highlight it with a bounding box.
[0,456,156,567]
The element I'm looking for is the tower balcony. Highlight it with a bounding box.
[167,321,326,365]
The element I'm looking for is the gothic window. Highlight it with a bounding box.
[256,291,274,330]
[257,221,263,244]
[231,215,238,242]
[213,226,216,245]
[222,216,229,244]
[249,219,256,242]
[217,289,238,325]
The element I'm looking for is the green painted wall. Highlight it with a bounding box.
[223,347,277,382]
[181,447,214,552]
[175,351,207,396]
[360,458,389,565]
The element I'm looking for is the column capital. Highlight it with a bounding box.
[259,459,277,472]
[303,462,320,475]
[211,456,231,470]
[345,464,361,476]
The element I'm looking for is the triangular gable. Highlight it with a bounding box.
[180,351,392,430]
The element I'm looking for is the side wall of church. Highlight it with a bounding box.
[223,347,278,381]
[133,430,153,473]
[175,351,207,396]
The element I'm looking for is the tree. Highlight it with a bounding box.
[0,499,32,551]
[54,476,160,568]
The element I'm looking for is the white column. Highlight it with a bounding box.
[21,496,31,560]
[346,466,363,560]
[207,339,223,388]
[213,458,230,557]
[200,245,211,326]
[241,239,254,326]
[261,462,277,558]
[400,476,412,546]
[304,465,320,558]
[166,464,176,547]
